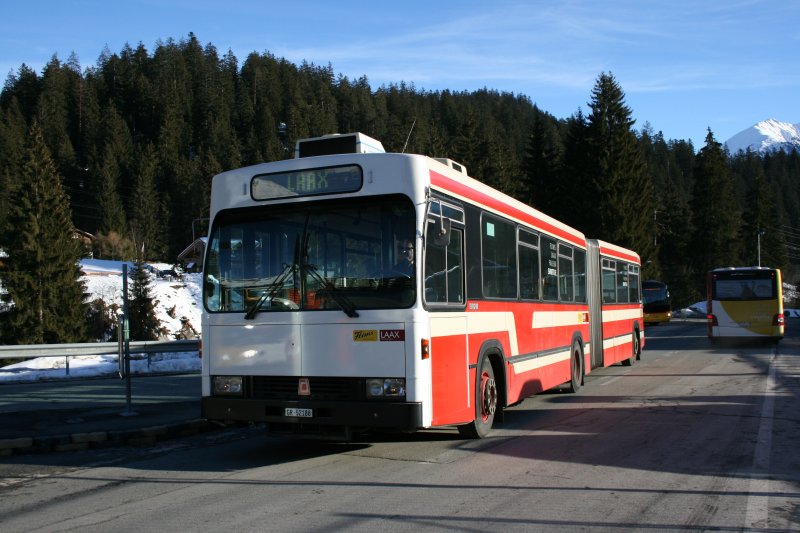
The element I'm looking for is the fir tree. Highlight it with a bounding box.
[735,151,786,268]
[130,143,168,259]
[36,56,76,171]
[0,122,89,344]
[584,73,657,273]
[0,98,27,241]
[97,143,128,236]
[690,129,742,291]
[558,109,591,229]
[480,127,519,198]
[657,177,698,307]
[127,253,163,341]
[522,106,561,210]
[451,109,481,178]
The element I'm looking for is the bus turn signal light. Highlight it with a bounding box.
[421,338,429,360]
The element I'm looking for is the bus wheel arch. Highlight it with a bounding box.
[458,342,505,439]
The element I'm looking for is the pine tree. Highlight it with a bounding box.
[584,73,657,274]
[657,177,698,307]
[558,109,591,229]
[521,106,561,210]
[0,122,89,344]
[127,253,163,341]
[130,143,168,259]
[97,144,128,236]
[451,109,481,177]
[36,56,77,171]
[94,141,133,260]
[0,98,27,241]
[690,129,742,291]
[735,151,786,268]
[480,127,519,198]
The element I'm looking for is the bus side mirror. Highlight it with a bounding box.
[433,217,451,247]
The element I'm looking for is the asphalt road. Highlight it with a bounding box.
[1,319,798,532]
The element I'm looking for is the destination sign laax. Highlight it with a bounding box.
[252,164,362,200]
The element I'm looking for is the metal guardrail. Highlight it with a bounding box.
[0,339,199,360]
[0,339,199,377]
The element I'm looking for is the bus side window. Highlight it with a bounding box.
[616,261,629,303]
[446,230,464,303]
[519,244,540,300]
[602,259,616,304]
[540,235,558,301]
[424,223,464,305]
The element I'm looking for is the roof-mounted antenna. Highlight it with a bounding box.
[402,117,417,153]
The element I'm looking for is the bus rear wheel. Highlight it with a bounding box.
[458,356,498,439]
[566,340,583,393]
[622,330,639,366]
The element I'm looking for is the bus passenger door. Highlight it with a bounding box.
[423,205,470,426]
[430,315,470,426]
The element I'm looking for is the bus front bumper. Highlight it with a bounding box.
[202,397,423,431]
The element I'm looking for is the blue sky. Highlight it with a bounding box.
[1,0,798,147]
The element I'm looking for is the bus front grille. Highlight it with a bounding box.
[248,376,362,401]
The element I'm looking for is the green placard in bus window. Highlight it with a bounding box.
[251,165,362,200]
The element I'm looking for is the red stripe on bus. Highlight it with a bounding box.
[430,170,585,247]
[598,245,640,264]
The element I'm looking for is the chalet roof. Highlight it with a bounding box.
[177,237,206,263]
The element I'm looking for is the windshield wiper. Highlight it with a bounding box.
[296,216,358,318]
[304,263,359,318]
[243,264,295,320]
[244,235,300,320]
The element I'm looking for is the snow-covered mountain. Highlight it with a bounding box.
[725,119,800,154]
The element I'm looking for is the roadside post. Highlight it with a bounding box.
[120,263,137,417]
[117,308,125,378]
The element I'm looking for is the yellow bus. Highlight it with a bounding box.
[706,267,784,341]
[642,280,671,324]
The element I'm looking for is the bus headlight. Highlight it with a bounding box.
[213,376,243,396]
[366,378,406,398]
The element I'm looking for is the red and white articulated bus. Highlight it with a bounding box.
[200,132,644,439]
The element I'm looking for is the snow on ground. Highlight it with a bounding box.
[1,259,203,382]
[81,259,202,339]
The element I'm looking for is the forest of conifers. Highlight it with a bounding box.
[1,33,800,312]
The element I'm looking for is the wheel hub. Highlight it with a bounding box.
[481,375,497,417]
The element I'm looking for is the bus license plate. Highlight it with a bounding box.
[285,408,313,418]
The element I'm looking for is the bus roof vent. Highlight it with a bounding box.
[434,158,467,176]
[294,132,385,158]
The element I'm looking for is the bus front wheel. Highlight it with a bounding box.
[458,356,498,439]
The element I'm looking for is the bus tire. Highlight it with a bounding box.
[566,340,583,393]
[622,330,639,366]
[458,356,498,439]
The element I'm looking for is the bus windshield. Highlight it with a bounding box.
[712,270,777,301]
[204,195,416,313]
[642,281,669,310]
